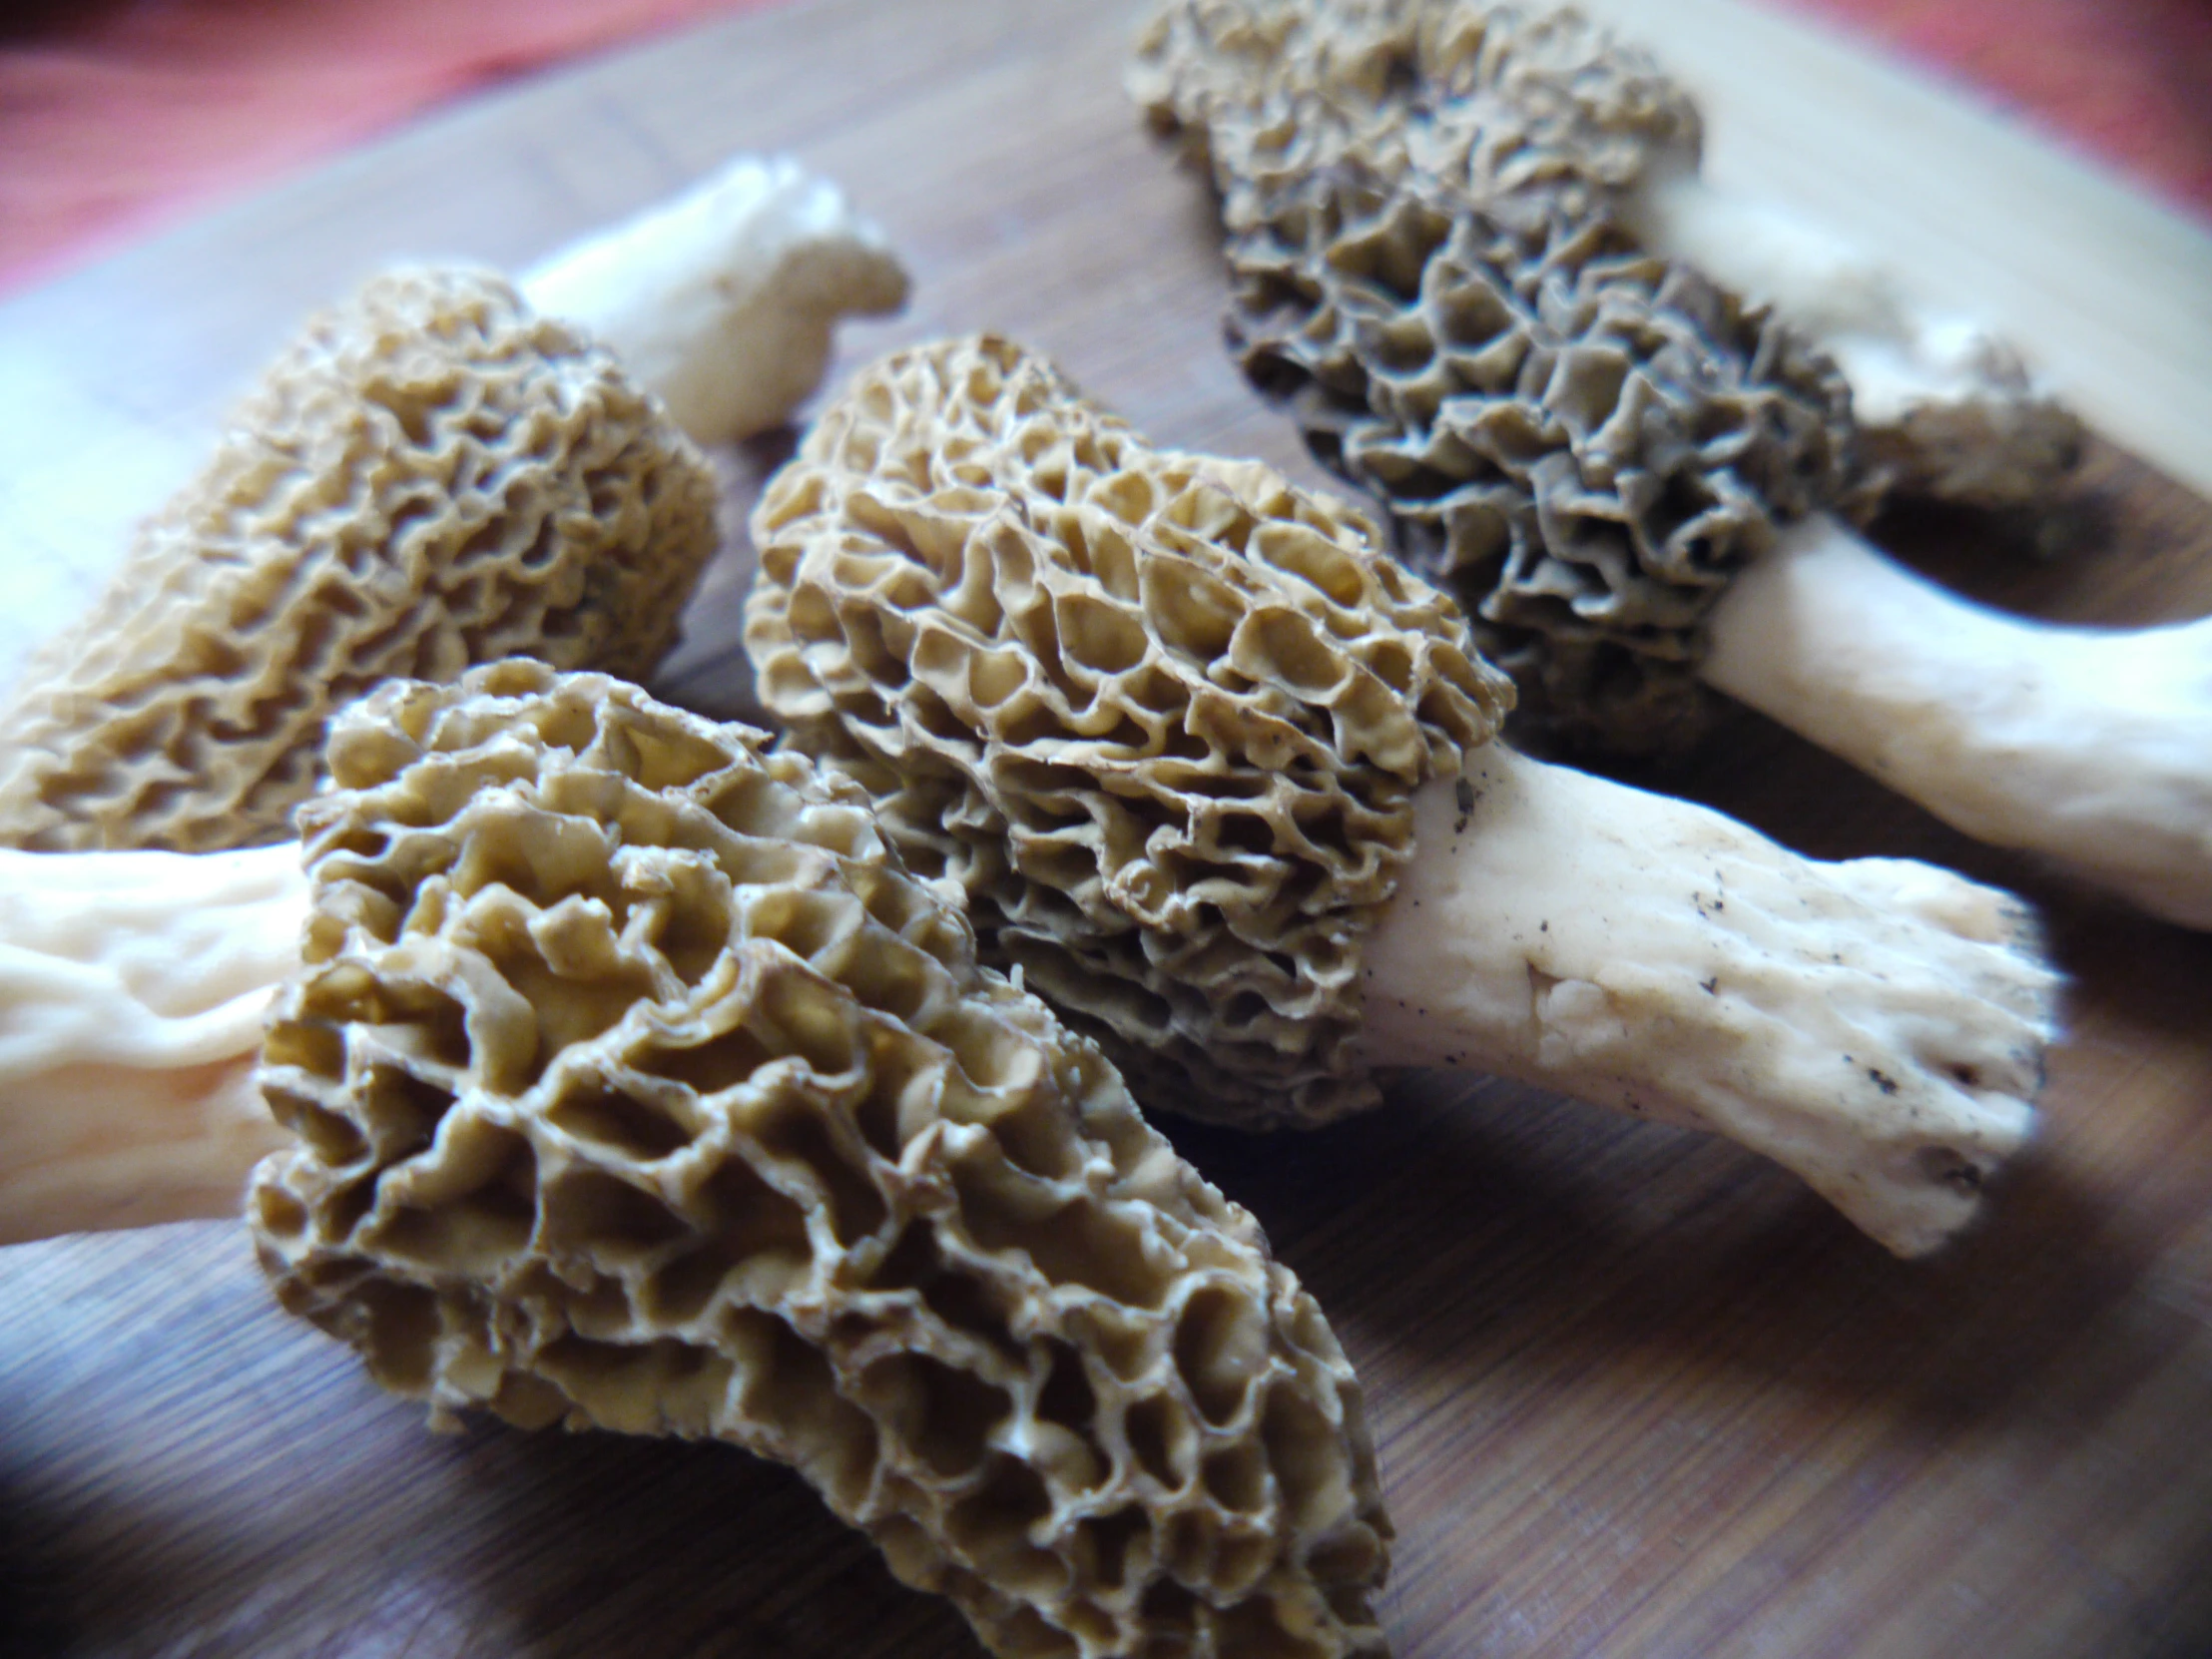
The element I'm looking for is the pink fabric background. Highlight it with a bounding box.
[1,0,2207,299]
[1770,0,2212,210]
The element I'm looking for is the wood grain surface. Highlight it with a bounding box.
[3,3,2212,1657]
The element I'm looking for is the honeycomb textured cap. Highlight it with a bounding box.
[1227,171,1858,754]
[1134,0,1868,751]
[0,268,721,853]
[1130,0,1702,234]
[745,335,1508,1130]
[249,660,1392,1659]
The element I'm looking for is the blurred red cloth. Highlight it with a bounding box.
[0,0,775,294]
[1,0,2207,298]
[1769,0,2212,211]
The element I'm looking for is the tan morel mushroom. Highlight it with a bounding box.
[1128,0,2080,510]
[0,268,722,853]
[744,335,2061,1260]
[249,659,1391,1659]
[1131,0,2212,929]
[0,153,908,856]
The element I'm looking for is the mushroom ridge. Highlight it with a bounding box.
[0,268,721,852]
[1227,168,1856,751]
[251,659,1393,1659]
[1130,0,1702,234]
[746,334,1509,1129]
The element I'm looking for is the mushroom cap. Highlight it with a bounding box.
[746,334,1508,1130]
[1229,171,1856,752]
[251,660,1391,1659]
[0,268,721,852]
[1134,0,1863,753]
[1131,0,1702,234]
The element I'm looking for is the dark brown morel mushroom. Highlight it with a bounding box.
[1132,0,2212,932]
[1131,0,2078,510]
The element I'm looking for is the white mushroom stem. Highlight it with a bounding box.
[1700,514,2212,929]
[518,153,909,447]
[0,844,305,1244]
[1360,749,2059,1257]
[0,765,2060,1258]
[1614,162,2077,507]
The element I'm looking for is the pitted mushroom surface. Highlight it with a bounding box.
[1130,0,1699,233]
[748,333,1510,1130]
[1131,0,2080,512]
[1225,170,1854,751]
[0,269,720,853]
[747,335,2062,1258]
[252,659,1392,1659]
[1131,0,2212,930]
[0,153,912,857]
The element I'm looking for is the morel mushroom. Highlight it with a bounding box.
[1128,0,2079,510]
[0,267,722,853]
[744,335,2061,1260]
[1220,173,1854,758]
[250,659,1392,1659]
[1131,0,2212,928]
[0,154,908,856]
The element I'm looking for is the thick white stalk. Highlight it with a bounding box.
[0,761,2063,1259]
[1703,516,2212,928]
[1615,166,2077,508]
[1358,752,2059,1257]
[0,843,307,1243]
[519,154,909,448]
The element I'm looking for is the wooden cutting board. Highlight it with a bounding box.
[3,3,2211,1656]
